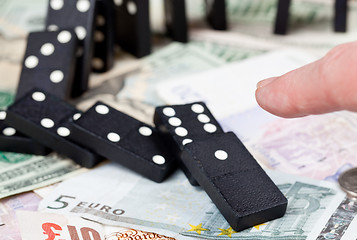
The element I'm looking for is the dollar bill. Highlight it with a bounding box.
[0,0,47,39]
[0,153,85,199]
[117,42,225,106]
[0,192,41,240]
[38,162,355,240]
[186,0,357,54]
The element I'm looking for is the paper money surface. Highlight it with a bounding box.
[221,107,357,182]
[17,210,106,240]
[0,154,85,199]
[117,43,225,106]
[17,210,177,240]
[186,0,357,54]
[0,0,47,39]
[0,192,41,240]
[156,49,317,119]
[38,162,356,240]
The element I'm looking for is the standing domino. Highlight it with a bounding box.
[69,102,177,182]
[113,0,151,58]
[154,102,224,186]
[164,0,188,43]
[92,0,115,72]
[274,0,291,35]
[46,0,97,97]
[181,132,288,231]
[16,30,78,101]
[205,0,227,30]
[5,90,102,168]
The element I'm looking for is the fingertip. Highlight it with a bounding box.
[256,77,277,89]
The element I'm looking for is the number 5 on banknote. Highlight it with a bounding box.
[46,195,76,209]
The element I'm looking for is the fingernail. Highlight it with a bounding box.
[256,77,277,88]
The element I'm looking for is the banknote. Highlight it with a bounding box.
[0,0,47,39]
[221,107,357,182]
[186,0,357,54]
[0,153,85,199]
[0,37,25,91]
[16,210,177,240]
[117,42,225,106]
[0,192,41,240]
[17,210,106,240]
[39,162,356,240]
[156,49,317,119]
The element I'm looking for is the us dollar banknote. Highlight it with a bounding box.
[39,163,356,240]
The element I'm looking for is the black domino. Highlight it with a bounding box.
[16,30,78,101]
[0,110,50,155]
[334,0,348,32]
[181,132,288,231]
[164,0,188,43]
[274,0,291,35]
[154,102,224,186]
[205,0,227,30]
[113,0,151,58]
[92,0,115,72]
[69,102,177,182]
[46,0,97,97]
[5,90,102,168]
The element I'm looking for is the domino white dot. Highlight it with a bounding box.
[95,105,109,114]
[175,127,188,137]
[215,150,228,161]
[25,56,39,69]
[50,70,64,83]
[197,114,210,123]
[73,113,81,120]
[32,92,46,102]
[57,127,70,137]
[0,111,6,120]
[57,31,72,43]
[163,107,175,117]
[41,118,55,128]
[127,1,137,15]
[152,155,165,165]
[203,123,217,133]
[107,132,120,142]
[75,26,87,40]
[182,139,192,145]
[50,0,64,10]
[95,31,104,42]
[168,117,181,126]
[41,43,55,56]
[191,104,204,113]
[3,127,16,136]
[76,0,90,12]
[139,126,152,136]
[114,0,123,6]
[48,24,59,31]
[92,58,104,70]
[96,15,106,26]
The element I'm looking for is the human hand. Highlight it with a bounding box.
[255,41,357,118]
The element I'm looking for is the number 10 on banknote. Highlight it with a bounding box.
[16,210,105,240]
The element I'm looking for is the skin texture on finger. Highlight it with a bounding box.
[255,41,357,118]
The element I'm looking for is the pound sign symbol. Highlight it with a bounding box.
[42,222,62,240]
